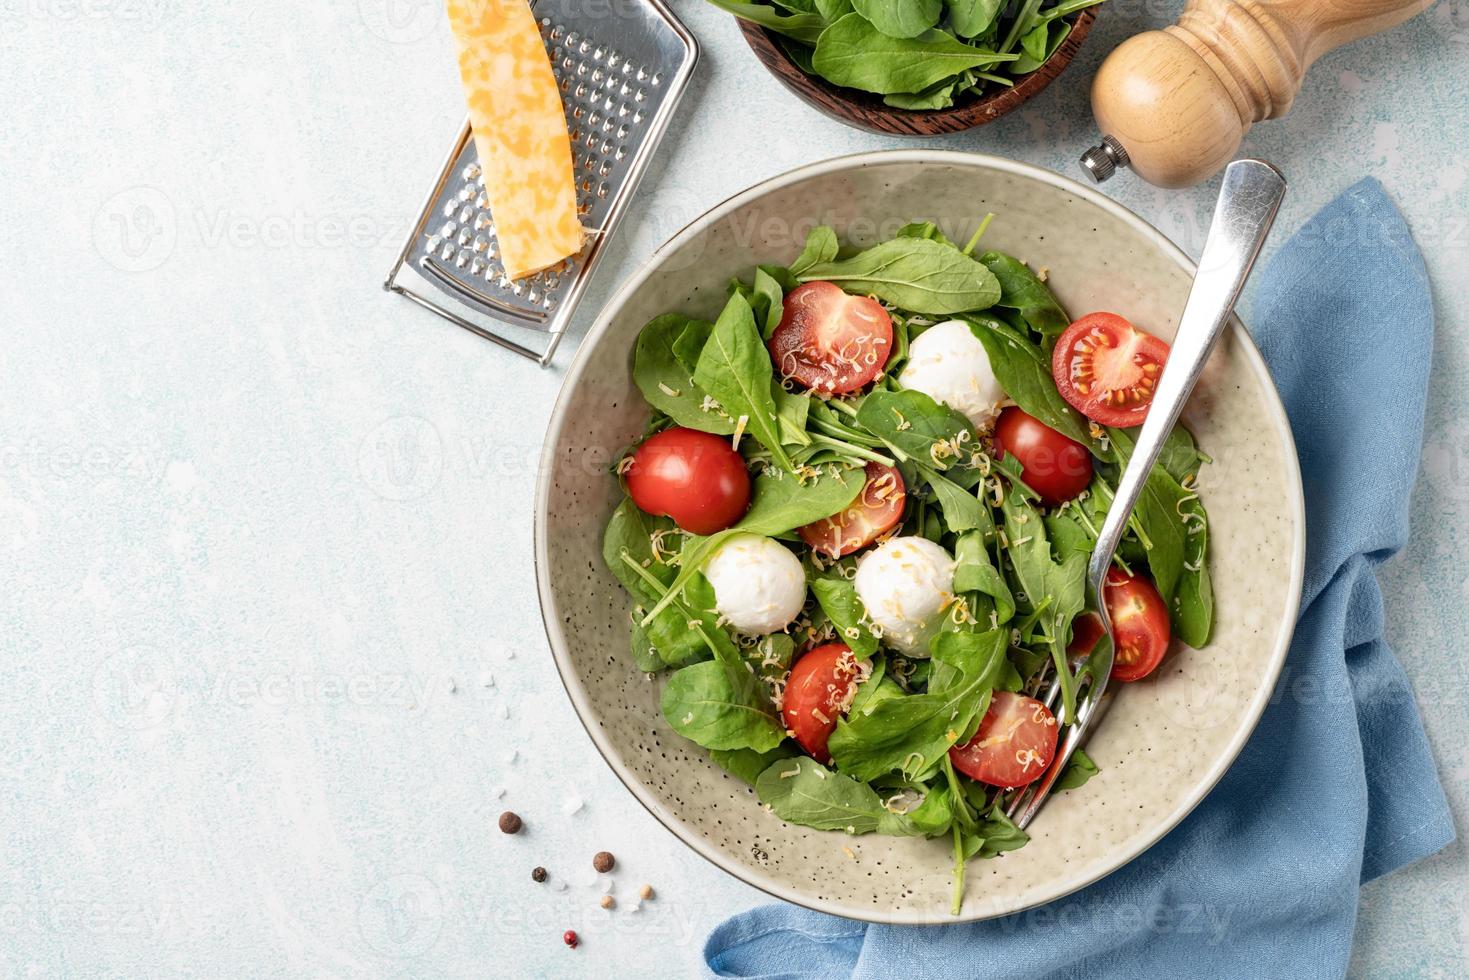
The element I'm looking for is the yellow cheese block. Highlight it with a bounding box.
[446,0,585,281]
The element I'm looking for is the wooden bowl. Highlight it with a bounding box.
[738,12,1097,136]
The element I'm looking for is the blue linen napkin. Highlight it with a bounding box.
[704,178,1455,980]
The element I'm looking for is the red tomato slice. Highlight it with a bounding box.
[782,643,865,763]
[797,461,905,558]
[948,691,1059,789]
[1052,312,1170,427]
[625,427,750,535]
[1105,568,1172,682]
[994,407,1093,507]
[768,281,893,394]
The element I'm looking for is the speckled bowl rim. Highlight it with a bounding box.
[534,150,1306,925]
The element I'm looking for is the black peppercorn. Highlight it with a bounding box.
[531,866,548,882]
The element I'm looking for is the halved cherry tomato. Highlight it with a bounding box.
[1067,611,1105,667]
[948,691,1059,789]
[768,281,893,394]
[993,407,1093,507]
[1104,568,1171,682]
[1052,312,1170,427]
[782,643,865,763]
[797,461,905,558]
[625,427,750,535]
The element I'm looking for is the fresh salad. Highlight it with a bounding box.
[601,219,1213,912]
[708,0,1108,110]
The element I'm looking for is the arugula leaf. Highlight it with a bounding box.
[1010,19,1070,74]
[752,266,786,340]
[857,388,982,485]
[633,315,734,434]
[852,0,943,39]
[662,658,787,752]
[1107,427,1188,603]
[628,617,663,672]
[1055,747,1099,792]
[894,221,957,247]
[602,500,708,667]
[827,629,1007,781]
[711,744,797,786]
[964,314,1095,447]
[976,251,1070,338]
[1175,494,1213,647]
[695,292,793,471]
[790,225,839,276]
[954,530,1014,623]
[883,75,964,111]
[1157,423,1206,484]
[1000,491,1087,722]
[798,236,1002,315]
[810,574,879,657]
[916,465,987,531]
[971,809,1029,856]
[756,756,926,835]
[811,15,1017,96]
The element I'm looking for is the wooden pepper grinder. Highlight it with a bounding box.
[1081,0,1431,187]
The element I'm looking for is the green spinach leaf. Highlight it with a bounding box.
[799,235,1001,314]
[964,314,1094,447]
[852,0,943,39]
[633,315,734,434]
[812,15,1016,96]
[828,629,1006,781]
[694,292,793,471]
[977,250,1070,338]
[706,0,827,44]
[946,0,1002,37]
[810,574,879,657]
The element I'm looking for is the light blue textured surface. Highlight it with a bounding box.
[1,2,1464,977]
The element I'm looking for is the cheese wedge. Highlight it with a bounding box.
[446,0,584,280]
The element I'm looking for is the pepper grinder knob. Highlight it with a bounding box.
[1081,135,1131,183]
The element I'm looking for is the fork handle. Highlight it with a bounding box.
[1016,160,1286,831]
[1090,158,1286,597]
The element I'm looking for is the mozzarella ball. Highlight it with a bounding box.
[898,319,1006,430]
[703,534,806,635]
[853,536,956,657]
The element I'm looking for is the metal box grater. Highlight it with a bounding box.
[384,0,698,365]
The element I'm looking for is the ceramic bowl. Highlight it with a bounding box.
[534,151,1305,924]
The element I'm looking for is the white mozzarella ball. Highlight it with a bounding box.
[898,319,1006,430]
[853,536,956,657]
[703,535,806,636]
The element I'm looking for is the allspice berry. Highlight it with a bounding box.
[592,851,615,873]
[498,811,523,834]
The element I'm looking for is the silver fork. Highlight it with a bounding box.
[1008,159,1287,830]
